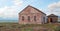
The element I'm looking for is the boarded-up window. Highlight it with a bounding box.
[34,16,36,21]
[22,16,24,21]
[28,16,30,21]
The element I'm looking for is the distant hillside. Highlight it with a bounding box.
[58,16,60,22]
[0,17,18,22]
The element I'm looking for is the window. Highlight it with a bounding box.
[43,17,45,21]
[43,17,45,23]
[34,16,36,21]
[22,16,24,21]
[28,16,30,21]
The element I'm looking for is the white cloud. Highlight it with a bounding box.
[12,0,23,6]
[48,1,60,15]
[0,0,23,18]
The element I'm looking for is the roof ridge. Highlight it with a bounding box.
[47,14,58,17]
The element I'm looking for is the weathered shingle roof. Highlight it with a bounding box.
[19,5,46,15]
[47,14,58,17]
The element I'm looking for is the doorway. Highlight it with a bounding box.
[50,18,53,23]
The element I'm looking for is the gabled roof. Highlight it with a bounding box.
[47,14,58,17]
[19,5,46,15]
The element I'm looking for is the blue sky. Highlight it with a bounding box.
[0,0,60,22]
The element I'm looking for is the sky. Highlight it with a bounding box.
[0,0,60,22]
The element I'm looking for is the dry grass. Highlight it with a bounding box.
[0,23,60,31]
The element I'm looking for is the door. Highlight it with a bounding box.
[48,18,53,23]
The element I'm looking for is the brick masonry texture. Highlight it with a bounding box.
[19,5,47,24]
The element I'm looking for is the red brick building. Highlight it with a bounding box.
[18,5,47,24]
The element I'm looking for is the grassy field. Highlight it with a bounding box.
[0,23,60,31]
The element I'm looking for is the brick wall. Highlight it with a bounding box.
[19,6,46,24]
